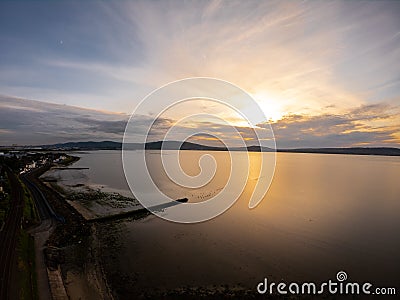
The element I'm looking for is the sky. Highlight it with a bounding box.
[0,0,399,147]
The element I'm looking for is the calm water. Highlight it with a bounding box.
[59,151,134,197]
[69,150,400,294]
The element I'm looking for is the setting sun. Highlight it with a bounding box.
[251,91,287,122]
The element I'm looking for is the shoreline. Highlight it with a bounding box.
[28,155,115,299]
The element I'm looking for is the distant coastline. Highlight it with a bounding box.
[1,140,400,156]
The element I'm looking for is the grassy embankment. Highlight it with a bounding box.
[15,178,40,300]
[0,172,11,228]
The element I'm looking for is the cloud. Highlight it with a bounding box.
[2,0,397,118]
[0,95,128,145]
[1,96,399,148]
[0,96,184,145]
[73,117,127,135]
[88,0,399,117]
[265,104,400,148]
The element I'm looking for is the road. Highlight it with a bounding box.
[0,169,23,300]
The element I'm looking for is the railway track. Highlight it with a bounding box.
[21,175,52,221]
[22,172,65,225]
[0,170,23,300]
[0,166,59,300]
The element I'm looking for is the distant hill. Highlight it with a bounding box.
[44,140,222,151]
[46,141,124,150]
[144,141,228,151]
[277,147,400,156]
[43,140,276,152]
[39,141,400,156]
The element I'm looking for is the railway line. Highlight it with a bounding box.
[0,170,23,300]
[21,173,53,221]
[0,165,59,300]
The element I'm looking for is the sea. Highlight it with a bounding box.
[54,150,400,295]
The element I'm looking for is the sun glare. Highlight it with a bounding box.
[251,91,286,122]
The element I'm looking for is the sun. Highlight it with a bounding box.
[250,91,286,122]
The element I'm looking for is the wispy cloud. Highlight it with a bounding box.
[1,1,398,117]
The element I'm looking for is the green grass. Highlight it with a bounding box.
[16,230,39,300]
[19,179,39,226]
[0,172,11,225]
[0,169,40,299]
[15,178,39,299]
